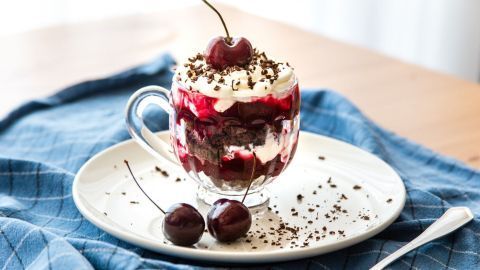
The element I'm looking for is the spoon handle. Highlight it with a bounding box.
[371,207,474,270]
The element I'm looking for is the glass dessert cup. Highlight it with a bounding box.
[125,78,300,208]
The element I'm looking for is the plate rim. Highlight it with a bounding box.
[72,131,406,263]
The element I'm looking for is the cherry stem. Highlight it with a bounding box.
[241,152,256,204]
[202,0,231,43]
[124,160,166,215]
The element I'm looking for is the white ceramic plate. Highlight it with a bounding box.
[72,131,405,263]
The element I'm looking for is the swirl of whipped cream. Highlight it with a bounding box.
[174,50,295,100]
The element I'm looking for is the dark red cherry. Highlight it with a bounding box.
[162,203,205,246]
[125,160,205,246]
[205,36,253,70]
[207,199,252,242]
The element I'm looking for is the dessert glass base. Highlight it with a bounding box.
[196,185,270,209]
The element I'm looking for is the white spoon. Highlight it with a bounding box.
[370,207,474,270]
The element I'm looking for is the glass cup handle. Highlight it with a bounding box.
[125,85,179,166]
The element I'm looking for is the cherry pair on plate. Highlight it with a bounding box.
[163,199,252,246]
[124,160,253,246]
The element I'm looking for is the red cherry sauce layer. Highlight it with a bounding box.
[172,84,300,185]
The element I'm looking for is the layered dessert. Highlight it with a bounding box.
[171,49,300,192]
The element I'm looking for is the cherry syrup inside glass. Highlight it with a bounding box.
[171,81,300,192]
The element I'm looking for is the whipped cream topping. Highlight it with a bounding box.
[174,50,295,100]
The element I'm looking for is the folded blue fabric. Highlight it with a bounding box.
[0,53,479,270]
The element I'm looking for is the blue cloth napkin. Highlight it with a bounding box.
[0,53,479,270]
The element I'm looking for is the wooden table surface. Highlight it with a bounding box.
[1,4,480,168]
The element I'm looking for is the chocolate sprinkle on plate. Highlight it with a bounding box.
[154,166,169,177]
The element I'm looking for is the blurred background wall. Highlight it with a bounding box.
[1,0,479,82]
